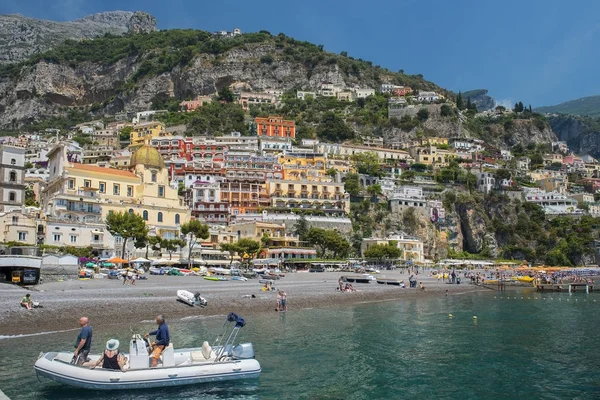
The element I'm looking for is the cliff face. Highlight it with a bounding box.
[0,11,156,65]
[548,115,600,157]
[0,36,439,128]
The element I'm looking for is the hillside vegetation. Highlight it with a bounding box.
[535,95,600,118]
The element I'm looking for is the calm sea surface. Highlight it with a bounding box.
[1,289,599,399]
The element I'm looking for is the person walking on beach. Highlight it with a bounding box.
[73,317,93,366]
[146,315,170,368]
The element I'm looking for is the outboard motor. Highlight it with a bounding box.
[232,343,255,359]
[194,292,208,307]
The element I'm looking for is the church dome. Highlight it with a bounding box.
[130,144,165,169]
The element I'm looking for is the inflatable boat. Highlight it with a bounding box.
[176,290,208,307]
[34,313,260,390]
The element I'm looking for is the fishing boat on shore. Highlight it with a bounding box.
[342,275,374,284]
[376,277,404,286]
[34,313,260,390]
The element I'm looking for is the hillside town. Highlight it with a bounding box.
[0,82,598,271]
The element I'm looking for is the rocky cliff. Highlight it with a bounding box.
[462,89,495,111]
[0,30,445,129]
[0,11,156,65]
[548,115,600,157]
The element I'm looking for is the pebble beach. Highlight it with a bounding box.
[0,271,487,336]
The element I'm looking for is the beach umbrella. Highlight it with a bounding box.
[85,262,97,267]
[107,256,129,264]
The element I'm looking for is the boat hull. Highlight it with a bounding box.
[34,352,260,390]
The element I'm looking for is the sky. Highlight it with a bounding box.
[1,0,599,107]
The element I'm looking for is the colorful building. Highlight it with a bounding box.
[265,179,349,216]
[129,121,168,149]
[278,151,328,180]
[255,116,296,138]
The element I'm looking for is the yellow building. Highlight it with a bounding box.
[278,151,328,180]
[266,179,349,216]
[420,137,448,146]
[0,210,38,245]
[129,121,169,149]
[409,146,455,167]
[44,143,190,249]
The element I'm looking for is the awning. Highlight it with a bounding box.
[131,257,150,263]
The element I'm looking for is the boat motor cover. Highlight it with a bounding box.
[227,312,246,328]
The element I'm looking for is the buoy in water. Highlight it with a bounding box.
[448,314,453,318]
[473,316,478,319]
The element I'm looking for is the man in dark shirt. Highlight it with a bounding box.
[74,316,93,366]
[145,314,170,367]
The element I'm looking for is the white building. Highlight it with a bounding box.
[417,91,440,102]
[476,172,495,194]
[0,145,26,212]
[388,186,426,214]
[318,83,343,97]
[296,91,317,101]
[354,88,375,99]
[260,137,292,155]
[524,190,581,215]
[361,233,424,262]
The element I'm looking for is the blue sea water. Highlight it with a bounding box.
[1,290,599,399]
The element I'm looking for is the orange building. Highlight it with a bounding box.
[255,116,296,138]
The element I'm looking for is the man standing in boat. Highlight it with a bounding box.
[73,316,93,366]
[145,315,170,367]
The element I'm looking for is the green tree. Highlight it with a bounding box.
[363,243,402,260]
[119,126,133,142]
[456,91,464,110]
[235,238,262,268]
[220,242,240,268]
[367,183,382,198]
[351,152,383,177]
[494,168,512,182]
[326,168,337,178]
[316,111,354,142]
[180,220,210,267]
[218,87,235,103]
[294,215,310,240]
[344,173,361,197]
[105,211,148,258]
[160,238,186,260]
[416,108,430,122]
[440,104,453,117]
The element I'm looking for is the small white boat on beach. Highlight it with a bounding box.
[34,313,260,390]
[176,290,208,307]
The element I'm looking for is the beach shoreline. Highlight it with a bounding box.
[0,271,489,336]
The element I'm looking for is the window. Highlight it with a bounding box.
[93,234,100,242]
[158,185,165,197]
[128,209,134,214]
[143,210,148,221]
[70,235,77,244]
[68,179,75,189]
[8,192,16,202]
[9,171,16,182]
[99,182,106,193]
[151,172,157,183]
[18,232,27,241]
[127,186,133,197]
[53,233,62,242]
[84,179,91,188]
[157,212,163,222]
[175,214,180,224]
[10,158,16,165]
[12,216,18,224]
[113,184,120,195]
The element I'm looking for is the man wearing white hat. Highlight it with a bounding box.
[91,339,127,371]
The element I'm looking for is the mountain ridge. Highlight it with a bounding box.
[0,11,157,65]
[534,95,600,117]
